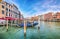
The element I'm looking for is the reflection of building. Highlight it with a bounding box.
[0,1,22,24]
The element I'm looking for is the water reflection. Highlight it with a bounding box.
[40,21,60,39]
[24,21,60,39]
[24,33,26,39]
[0,21,60,39]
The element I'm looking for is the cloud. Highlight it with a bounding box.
[4,0,20,9]
[4,0,60,18]
[31,0,60,16]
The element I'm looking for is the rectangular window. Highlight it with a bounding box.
[6,3,8,6]
[6,8,8,12]
[9,9,10,12]
[9,5,10,8]
[2,5,4,9]
[9,13,10,16]
[15,15,17,18]
[6,12,8,16]
[2,10,4,14]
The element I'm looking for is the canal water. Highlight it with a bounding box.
[0,21,60,39]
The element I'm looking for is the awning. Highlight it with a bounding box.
[5,17,16,20]
[14,18,23,20]
[0,17,23,20]
[0,17,5,20]
[19,18,23,20]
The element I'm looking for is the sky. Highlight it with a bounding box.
[4,0,60,18]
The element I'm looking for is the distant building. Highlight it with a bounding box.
[30,16,39,21]
[44,12,53,21]
[53,12,60,21]
[38,15,44,21]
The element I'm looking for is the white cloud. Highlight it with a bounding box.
[4,0,60,18]
[30,0,60,16]
[4,0,19,9]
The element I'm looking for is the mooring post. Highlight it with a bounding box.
[6,19,8,31]
[10,20,12,29]
[24,19,26,36]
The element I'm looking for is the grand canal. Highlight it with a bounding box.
[0,21,60,39]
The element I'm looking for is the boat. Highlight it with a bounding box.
[18,21,38,27]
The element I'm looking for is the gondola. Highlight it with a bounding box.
[18,22,38,27]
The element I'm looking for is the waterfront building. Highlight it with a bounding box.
[44,12,53,21]
[53,12,60,21]
[38,15,44,21]
[30,16,39,21]
[0,1,22,24]
[19,14,24,23]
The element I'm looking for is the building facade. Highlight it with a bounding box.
[38,15,44,21]
[43,12,60,22]
[0,1,22,24]
[53,12,60,21]
[44,12,53,21]
[30,16,39,21]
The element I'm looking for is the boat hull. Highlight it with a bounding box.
[18,22,38,27]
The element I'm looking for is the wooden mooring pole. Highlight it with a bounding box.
[24,20,26,36]
[6,19,8,31]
